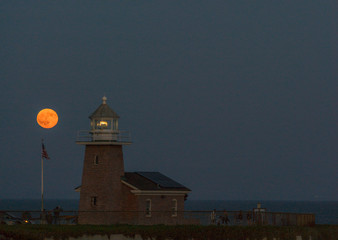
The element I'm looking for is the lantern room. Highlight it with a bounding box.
[76,96,131,145]
[91,96,118,128]
[76,96,131,144]
[89,96,119,141]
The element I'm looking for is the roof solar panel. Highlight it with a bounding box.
[136,172,186,188]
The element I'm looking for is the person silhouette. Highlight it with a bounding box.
[53,206,63,224]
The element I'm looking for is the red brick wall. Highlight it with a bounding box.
[136,194,186,225]
[119,184,190,225]
[78,144,125,224]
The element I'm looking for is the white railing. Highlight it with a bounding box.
[76,130,132,143]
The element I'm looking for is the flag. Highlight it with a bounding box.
[42,143,50,160]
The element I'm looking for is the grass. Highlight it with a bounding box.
[0,224,337,240]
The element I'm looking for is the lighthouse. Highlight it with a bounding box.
[76,96,131,224]
[76,97,192,225]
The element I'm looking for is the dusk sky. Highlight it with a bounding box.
[1,1,337,201]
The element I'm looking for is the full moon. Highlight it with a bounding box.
[37,108,58,129]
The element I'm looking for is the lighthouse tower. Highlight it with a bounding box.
[76,96,131,224]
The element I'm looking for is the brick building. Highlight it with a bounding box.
[76,97,191,225]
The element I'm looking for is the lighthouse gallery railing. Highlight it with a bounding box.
[76,130,132,143]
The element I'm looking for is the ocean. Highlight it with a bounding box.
[0,199,337,225]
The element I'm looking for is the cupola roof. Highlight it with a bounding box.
[89,96,120,119]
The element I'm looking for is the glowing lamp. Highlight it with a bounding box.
[99,121,108,127]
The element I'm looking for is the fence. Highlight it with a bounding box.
[184,210,315,226]
[0,210,315,226]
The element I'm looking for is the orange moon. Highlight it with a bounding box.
[37,108,58,129]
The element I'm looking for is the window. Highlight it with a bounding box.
[112,119,118,130]
[95,120,111,129]
[91,196,97,206]
[94,155,99,165]
[146,199,151,217]
[172,199,177,217]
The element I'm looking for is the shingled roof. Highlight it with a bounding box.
[89,96,120,119]
[122,172,190,191]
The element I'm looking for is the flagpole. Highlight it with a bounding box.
[41,139,44,212]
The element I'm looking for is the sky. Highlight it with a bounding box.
[0,1,337,201]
